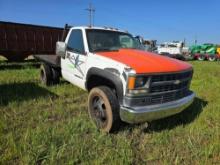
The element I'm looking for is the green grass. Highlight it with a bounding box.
[0,60,220,164]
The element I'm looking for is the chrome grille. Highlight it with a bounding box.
[150,70,193,94]
[151,71,192,82]
[124,89,191,107]
[150,89,190,104]
[124,70,193,107]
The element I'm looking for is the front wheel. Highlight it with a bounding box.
[198,55,205,61]
[88,86,120,133]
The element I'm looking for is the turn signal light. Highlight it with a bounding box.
[128,77,135,90]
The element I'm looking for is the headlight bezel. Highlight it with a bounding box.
[126,75,151,96]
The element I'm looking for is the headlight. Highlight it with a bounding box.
[127,76,151,96]
[135,77,148,88]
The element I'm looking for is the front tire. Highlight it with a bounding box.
[198,55,205,61]
[88,86,120,133]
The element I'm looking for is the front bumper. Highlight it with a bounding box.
[120,92,195,124]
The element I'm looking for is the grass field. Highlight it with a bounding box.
[0,60,220,164]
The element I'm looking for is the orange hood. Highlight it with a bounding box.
[97,49,192,74]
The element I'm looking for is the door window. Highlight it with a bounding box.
[67,30,85,54]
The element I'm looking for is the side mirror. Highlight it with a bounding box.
[56,41,66,58]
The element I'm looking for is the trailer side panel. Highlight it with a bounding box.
[0,21,64,61]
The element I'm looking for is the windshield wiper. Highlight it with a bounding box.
[121,47,140,50]
[92,48,119,52]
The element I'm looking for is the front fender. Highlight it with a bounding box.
[86,67,124,104]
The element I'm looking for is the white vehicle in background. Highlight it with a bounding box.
[157,41,184,55]
[157,41,189,60]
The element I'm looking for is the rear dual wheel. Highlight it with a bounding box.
[88,86,120,133]
[40,63,60,86]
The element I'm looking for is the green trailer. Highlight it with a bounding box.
[190,44,218,61]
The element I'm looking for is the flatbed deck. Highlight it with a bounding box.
[34,55,60,68]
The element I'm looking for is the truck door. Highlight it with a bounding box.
[61,29,87,89]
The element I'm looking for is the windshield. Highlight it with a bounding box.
[86,29,141,52]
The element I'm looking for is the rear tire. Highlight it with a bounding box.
[40,63,53,86]
[208,55,216,62]
[51,67,60,84]
[88,86,120,133]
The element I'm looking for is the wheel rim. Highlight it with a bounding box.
[40,69,45,81]
[209,56,216,61]
[198,56,204,60]
[91,96,108,128]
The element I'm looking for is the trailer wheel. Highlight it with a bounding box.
[208,55,216,62]
[40,63,53,86]
[198,55,205,61]
[88,86,120,133]
[51,67,60,84]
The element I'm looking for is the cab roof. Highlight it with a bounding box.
[70,26,128,33]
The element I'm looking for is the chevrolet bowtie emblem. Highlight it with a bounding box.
[174,80,181,85]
